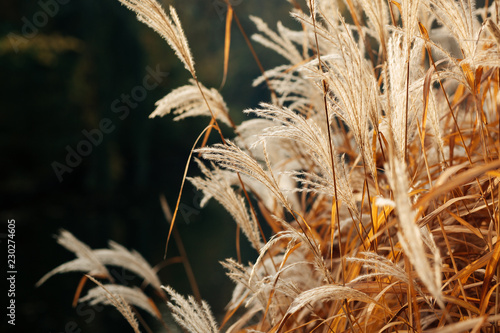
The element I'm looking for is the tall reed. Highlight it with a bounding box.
[39,0,500,331]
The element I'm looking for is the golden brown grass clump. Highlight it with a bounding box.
[39,0,500,332]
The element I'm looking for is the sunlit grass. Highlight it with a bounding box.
[39,0,500,332]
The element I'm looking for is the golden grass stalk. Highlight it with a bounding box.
[39,0,500,331]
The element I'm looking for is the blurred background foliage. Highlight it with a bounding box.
[0,0,294,332]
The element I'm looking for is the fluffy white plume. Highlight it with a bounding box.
[162,285,218,333]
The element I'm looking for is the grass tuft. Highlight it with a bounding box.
[39,0,500,331]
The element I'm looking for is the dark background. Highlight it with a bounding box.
[0,0,294,332]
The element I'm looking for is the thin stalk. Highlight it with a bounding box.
[308,0,344,286]
[159,195,201,302]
